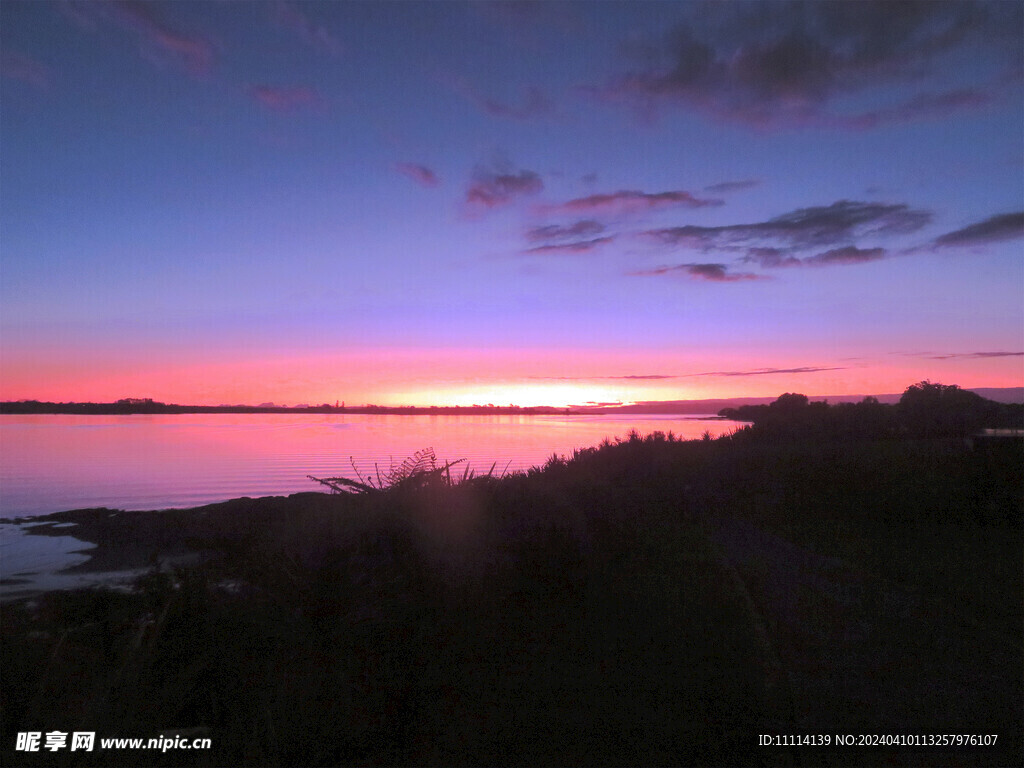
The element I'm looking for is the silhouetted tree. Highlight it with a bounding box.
[897,381,986,438]
[770,392,809,412]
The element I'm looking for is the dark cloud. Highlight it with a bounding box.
[631,263,765,282]
[704,179,760,194]
[466,164,543,210]
[395,163,439,187]
[543,189,723,216]
[526,220,605,241]
[920,351,1024,360]
[649,200,930,251]
[603,1,1021,129]
[687,366,846,377]
[803,246,887,266]
[248,85,321,112]
[1,51,49,88]
[684,263,758,282]
[525,237,615,255]
[743,244,887,268]
[68,0,215,75]
[933,212,1024,248]
[270,1,342,56]
[742,247,802,268]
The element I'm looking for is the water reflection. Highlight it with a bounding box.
[0,413,741,517]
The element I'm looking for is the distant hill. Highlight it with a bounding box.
[574,387,1024,414]
[967,387,1024,404]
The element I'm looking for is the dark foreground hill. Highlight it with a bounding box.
[1,384,1021,766]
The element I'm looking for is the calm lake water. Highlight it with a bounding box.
[0,413,744,518]
[0,413,745,596]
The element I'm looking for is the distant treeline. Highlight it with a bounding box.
[719,381,1024,439]
[0,398,571,416]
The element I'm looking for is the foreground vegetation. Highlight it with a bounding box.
[1,384,1021,766]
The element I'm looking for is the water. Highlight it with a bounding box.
[0,413,741,517]
[0,413,743,596]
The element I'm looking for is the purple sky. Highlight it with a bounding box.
[2,1,1022,407]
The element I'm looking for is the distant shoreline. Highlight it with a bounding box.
[0,401,573,416]
[0,404,732,420]
[2,386,1022,416]
[0,401,726,418]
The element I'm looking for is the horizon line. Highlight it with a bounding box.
[4,384,1023,412]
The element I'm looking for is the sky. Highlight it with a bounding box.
[1,0,1022,407]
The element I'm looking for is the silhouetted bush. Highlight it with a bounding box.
[721,382,1021,441]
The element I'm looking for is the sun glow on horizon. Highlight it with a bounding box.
[398,382,631,409]
[1,345,1021,408]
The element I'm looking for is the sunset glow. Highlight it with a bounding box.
[1,1,1021,406]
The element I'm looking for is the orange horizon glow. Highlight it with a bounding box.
[1,345,1021,408]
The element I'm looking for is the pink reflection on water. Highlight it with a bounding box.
[0,414,741,516]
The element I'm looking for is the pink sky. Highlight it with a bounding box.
[2,344,1020,407]
[2,2,1021,408]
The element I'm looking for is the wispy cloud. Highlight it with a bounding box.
[646,203,1020,275]
[933,212,1024,248]
[600,1,1021,129]
[395,163,439,187]
[631,263,765,283]
[248,85,321,112]
[741,245,888,268]
[704,179,760,194]
[908,351,1024,360]
[269,1,342,56]
[848,88,996,130]
[542,189,722,217]
[631,200,986,279]
[466,163,543,211]
[68,0,215,75]
[1,51,49,88]
[524,236,616,255]
[741,247,802,268]
[526,220,605,242]
[648,200,930,252]
[687,366,846,378]
[530,366,843,380]
[610,374,675,380]
[803,246,887,266]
